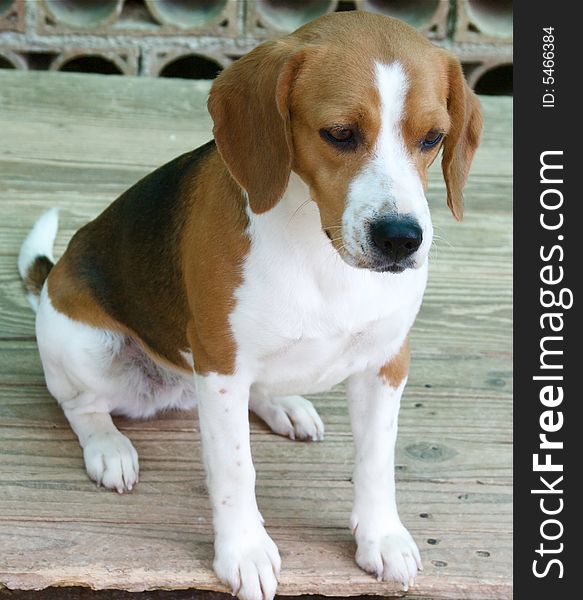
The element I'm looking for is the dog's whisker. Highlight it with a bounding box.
[287,199,313,226]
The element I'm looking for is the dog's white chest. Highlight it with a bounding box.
[230,192,427,394]
[253,312,410,395]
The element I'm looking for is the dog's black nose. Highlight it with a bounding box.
[370,217,423,261]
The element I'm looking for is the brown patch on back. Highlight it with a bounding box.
[379,337,410,388]
[48,256,138,350]
[49,141,250,376]
[182,149,250,375]
[23,255,53,296]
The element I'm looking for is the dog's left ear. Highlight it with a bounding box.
[441,55,483,221]
[208,41,307,214]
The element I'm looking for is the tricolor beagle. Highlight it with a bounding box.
[18,11,482,599]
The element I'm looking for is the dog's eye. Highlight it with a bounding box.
[320,127,357,150]
[421,129,444,150]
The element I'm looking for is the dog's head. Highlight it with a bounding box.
[209,11,482,273]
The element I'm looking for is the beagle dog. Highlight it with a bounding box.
[18,11,482,599]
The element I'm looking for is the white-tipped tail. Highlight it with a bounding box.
[18,208,60,311]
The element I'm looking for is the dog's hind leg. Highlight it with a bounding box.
[64,408,139,493]
[20,210,140,493]
[36,288,139,493]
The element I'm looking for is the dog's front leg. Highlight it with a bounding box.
[196,373,280,600]
[347,341,422,590]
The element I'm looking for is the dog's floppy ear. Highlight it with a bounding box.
[441,55,483,221]
[208,41,306,214]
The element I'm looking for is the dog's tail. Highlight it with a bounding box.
[18,208,59,312]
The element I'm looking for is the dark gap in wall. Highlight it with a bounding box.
[0,0,14,18]
[26,52,59,70]
[159,54,222,79]
[336,1,357,11]
[475,63,512,95]
[0,55,14,68]
[461,61,482,86]
[59,55,123,75]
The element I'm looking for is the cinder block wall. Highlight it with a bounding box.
[0,0,512,94]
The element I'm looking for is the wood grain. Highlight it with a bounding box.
[0,71,512,598]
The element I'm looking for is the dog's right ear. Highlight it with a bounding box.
[208,41,307,215]
[441,54,483,221]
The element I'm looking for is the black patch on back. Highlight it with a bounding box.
[67,140,216,363]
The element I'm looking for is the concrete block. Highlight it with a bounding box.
[0,46,27,68]
[464,58,512,95]
[355,0,449,39]
[36,0,239,36]
[0,0,25,33]
[50,47,139,75]
[245,0,338,37]
[0,0,513,94]
[145,0,239,36]
[454,0,512,43]
[39,0,123,33]
[145,46,228,78]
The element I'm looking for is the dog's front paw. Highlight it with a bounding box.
[354,523,422,590]
[83,431,139,493]
[214,526,281,600]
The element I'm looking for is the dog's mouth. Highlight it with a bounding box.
[353,251,415,273]
[363,259,411,274]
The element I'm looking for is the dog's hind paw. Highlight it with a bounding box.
[83,431,139,493]
[250,394,324,441]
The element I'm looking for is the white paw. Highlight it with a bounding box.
[83,431,139,493]
[354,524,422,590]
[214,526,281,600]
[254,395,324,441]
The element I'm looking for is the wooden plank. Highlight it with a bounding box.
[1,520,511,598]
[0,71,511,599]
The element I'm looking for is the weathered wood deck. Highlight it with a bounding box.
[0,71,512,599]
